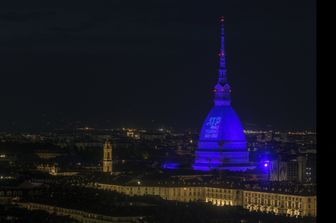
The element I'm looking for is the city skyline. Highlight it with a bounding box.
[0,0,315,131]
[0,1,317,222]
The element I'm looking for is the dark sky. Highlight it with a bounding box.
[0,0,315,131]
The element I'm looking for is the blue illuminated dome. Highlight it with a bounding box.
[193,105,251,171]
[193,17,255,171]
[198,106,246,148]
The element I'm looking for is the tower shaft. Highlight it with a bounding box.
[218,16,227,84]
[103,139,113,173]
[214,16,231,106]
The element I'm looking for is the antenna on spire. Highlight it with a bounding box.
[214,16,231,106]
[220,16,225,53]
[218,16,227,84]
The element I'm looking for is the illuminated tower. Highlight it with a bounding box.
[103,138,112,173]
[193,17,255,171]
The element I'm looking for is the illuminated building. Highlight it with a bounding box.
[96,183,316,217]
[269,160,288,181]
[103,139,113,173]
[269,154,316,184]
[193,17,254,171]
[243,190,316,217]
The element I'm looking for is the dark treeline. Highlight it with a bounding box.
[0,204,75,223]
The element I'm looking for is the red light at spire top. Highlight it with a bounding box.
[220,16,224,22]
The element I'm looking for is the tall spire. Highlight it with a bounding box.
[218,16,227,84]
[214,16,231,106]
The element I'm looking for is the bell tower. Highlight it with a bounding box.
[103,138,112,173]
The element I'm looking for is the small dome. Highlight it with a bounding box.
[214,83,224,92]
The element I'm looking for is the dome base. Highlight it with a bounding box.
[193,105,250,172]
[193,162,256,172]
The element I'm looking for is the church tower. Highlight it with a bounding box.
[103,138,112,173]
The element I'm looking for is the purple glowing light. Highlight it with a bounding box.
[199,106,246,143]
[192,18,254,172]
[261,160,270,170]
[162,162,179,170]
[193,106,249,171]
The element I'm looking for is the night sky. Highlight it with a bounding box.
[0,0,315,131]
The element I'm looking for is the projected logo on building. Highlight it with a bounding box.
[204,117,222,139]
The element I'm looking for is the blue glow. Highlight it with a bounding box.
[256,159,270,174]
[162,162,179,170]
[259,157,270,168]
[262,160,270,168]
[193,106,252,171]
[199,106,246,144]
[192,18,254,172]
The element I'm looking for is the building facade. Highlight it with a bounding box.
[96,183,316,217]
[243,190,316,217]
[270,154,316,184]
